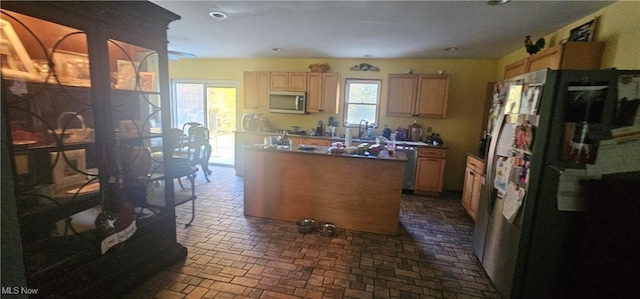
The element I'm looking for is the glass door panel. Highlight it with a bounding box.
[1,9,101,277]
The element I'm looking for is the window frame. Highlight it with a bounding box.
[342,78,382,127]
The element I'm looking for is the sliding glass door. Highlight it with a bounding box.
[172,80,238,166]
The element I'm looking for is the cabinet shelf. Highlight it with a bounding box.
[26,213,171,287]
[19,193,101,225]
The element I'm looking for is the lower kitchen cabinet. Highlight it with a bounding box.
[462,155,484,222]
[414,147,447,196]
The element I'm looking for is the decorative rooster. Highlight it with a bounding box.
[525,36,545,55]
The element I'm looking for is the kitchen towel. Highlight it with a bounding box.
[345,128,352,146]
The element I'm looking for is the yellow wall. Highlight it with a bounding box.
[170,58,496,191]
[168,0,638,192]
[498,0,640,79]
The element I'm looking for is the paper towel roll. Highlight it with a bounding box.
[345,128,352,146]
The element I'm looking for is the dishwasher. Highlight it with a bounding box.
[399,146,418,190]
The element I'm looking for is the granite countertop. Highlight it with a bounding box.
[242,144,408,162]
[236,130,448,149]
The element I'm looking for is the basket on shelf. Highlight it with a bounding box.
[309,63,330,73]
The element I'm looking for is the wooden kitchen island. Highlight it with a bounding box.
[243,145,407,235]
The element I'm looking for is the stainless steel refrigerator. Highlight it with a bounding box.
[473,69,640,298]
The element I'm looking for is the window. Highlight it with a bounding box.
[343,79,381,127]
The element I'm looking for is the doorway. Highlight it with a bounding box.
[172,80,238,166]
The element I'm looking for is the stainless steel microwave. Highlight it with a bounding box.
[268,91,306,114]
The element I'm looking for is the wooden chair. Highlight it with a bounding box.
[179,122,212,182]
[150,128,198,226]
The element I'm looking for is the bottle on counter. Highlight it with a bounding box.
[345,128,353,146]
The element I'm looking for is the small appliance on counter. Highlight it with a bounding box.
[425,133,443,145]
[241,113,256,130]
[395,127,408,141]
[241,113,271,132]
[316,120,324,136]
[382,125,392,139]
[409,121,423,142]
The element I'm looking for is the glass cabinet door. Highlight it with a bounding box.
[107,39,182,215]
[2,9,102,276]
[1,7,177,280]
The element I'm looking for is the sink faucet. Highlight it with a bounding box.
[57,112,86,130]
[358,119,368,138]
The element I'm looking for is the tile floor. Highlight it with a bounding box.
[126,166,501,298]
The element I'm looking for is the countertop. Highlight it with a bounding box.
[235,130,448,149]
[242,144,408,163]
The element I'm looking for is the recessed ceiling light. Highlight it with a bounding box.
[488,0,509,5]
[209,11,228,19]
[273,48,283,52]
[445,47,458,51]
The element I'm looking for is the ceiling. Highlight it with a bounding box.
[151,0,615,60]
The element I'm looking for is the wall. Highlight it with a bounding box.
[168,1,638,192]
[169,58,497,191]
[498,0,640,79]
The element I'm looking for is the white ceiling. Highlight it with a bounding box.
[151,0,615,60]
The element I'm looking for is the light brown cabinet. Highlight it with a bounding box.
[387,74,450,118]
[300,138,331,146]
[503,42,605,79]
[414,147,447,196]
[307,72,340,113]
[270,72,307,91]
[462,155,484,222]
[243,71,270,109]
[504,59,528,81]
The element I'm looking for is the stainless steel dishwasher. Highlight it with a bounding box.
[399,146,418,190]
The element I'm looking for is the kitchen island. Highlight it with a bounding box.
[243,145,407,235]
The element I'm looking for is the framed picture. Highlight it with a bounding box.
[569,19,596,42]
[520,83,543,115]
[504,80,523,115]
[139,71,156,92]
[52,49,91,87]
[51,149,88,191]
[0,19,41,81]
[116,59,140,90]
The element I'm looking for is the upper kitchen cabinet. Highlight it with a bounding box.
[504,59,528,82]
[243,71,270,109]
[307,72,340,114]
[270,72,307,91]
[387,74,450,118]
[1,2,185,296]
[504,42,604,79]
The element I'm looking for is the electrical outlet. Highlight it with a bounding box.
[427,127,432,133]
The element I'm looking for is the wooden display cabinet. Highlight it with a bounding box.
[462,155,484,222]
[1,2,186,297]
[414,147,447,196]
[386,74,450,118]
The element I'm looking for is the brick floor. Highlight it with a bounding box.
[126,166,501,298]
